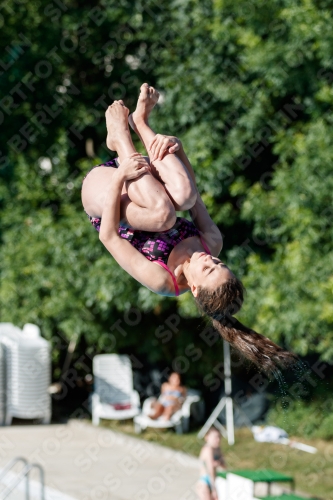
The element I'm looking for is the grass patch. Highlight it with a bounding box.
[99,420,333,499]
[267,398,333,440]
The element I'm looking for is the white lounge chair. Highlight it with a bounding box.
[134,389,203,434]
[92,354,140,425]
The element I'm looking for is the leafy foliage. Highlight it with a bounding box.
[1,0,333,389]
[268,395,333,440]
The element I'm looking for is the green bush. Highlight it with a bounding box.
[267,397,333,440]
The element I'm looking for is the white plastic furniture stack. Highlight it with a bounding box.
[0,322,51,425]
[0,323,21,427]
[134,389,203,434]
[92,354,140,425]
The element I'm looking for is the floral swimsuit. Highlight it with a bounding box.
[82,160,211,295]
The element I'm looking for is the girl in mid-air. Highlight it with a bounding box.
[81,83,296,373]
[197,427,227,500]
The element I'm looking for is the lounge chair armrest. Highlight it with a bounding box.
[131,390,140,408]
[181,395,201,418]
[142,397,157,414]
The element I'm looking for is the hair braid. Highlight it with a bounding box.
[195,278,297,373]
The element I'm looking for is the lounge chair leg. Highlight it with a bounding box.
[134,421,142,434]
[175,422,183,434]
[92,413,100,426]
[41,412,51,424]
[5,412,12,426]
[182,417,189,433]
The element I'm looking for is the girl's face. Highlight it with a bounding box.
[205,429,221,447]
[169,373,181,386]
[186,252,235,295]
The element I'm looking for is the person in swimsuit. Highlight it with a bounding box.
[149,372,186,421]
[81,84,223,299]
[81,83,297,374]
[197,427,227,500]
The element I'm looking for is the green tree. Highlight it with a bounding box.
[1,0,333,386]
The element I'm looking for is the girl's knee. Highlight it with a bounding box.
[154,199,177,231]
[173,183,197,211]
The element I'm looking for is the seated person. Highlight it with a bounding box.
[149,372,186,420]
[197,426,227,500]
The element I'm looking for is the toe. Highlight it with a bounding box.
[140,83,149,97]
[150,87,159,100]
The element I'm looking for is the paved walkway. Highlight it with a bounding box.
[0,420,200,500]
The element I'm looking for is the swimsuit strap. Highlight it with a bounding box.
[152,237,211,296]
[152,261,180,296]
[199,236,211,255]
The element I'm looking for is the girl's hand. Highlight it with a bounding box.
[148,134,182,162]
[118,153,149,180]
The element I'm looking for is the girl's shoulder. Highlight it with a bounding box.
[200,444,212,458]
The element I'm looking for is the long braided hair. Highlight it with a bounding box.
[195,278,297,373]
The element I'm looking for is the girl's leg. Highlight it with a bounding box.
[149,402,165,420]
[196,482,212,500]
[83,101,176,232]
[129,83,197,211]
[161,404,177,420]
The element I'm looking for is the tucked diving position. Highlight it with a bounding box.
[81,83,296,373]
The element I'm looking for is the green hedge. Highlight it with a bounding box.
[267,397,333,440]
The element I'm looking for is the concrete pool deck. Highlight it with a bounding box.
[0,419,200,500]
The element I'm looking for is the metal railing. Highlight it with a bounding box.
[0,457,29,481]
[0,457,45,500]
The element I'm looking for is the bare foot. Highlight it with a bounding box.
[105,100,130,150]
[129,83,159,132]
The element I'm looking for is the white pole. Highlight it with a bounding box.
[223,340,235,445]
[198,341,235,444]
[223,340,232,395]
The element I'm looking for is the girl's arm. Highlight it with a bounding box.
[149,135,198,188]
[188,195,223,257]
[148,136,223,256]
[214,450,227,470]
[175,144,223,256]
[99,155,170,294]
[160,383,168,394]
[99,170,126,242]
[99,153,148,241]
